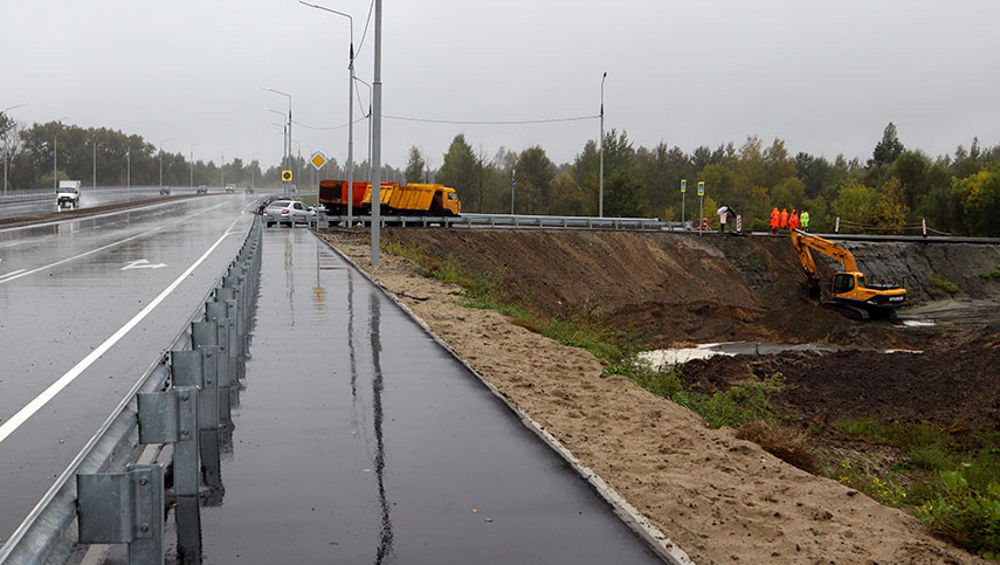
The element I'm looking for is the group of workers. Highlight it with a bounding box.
[770,207,809,234]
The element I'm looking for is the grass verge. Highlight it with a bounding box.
[835,417,1000,558]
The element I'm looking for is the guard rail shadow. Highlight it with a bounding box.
[0,215,263,565]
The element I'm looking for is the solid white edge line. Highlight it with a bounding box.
[0,268,27,283]
[0,216,242,445]
[0,203,226,286]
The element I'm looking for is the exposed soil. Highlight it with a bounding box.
[318,227,1000,564]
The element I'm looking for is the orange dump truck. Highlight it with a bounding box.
[362,182,461,216]
[318,180,369,214]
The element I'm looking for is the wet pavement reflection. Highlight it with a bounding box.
[197,228,665,564]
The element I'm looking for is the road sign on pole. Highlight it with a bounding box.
[697,181,704,196]
[680,179,687,227]
[281,170,293,182]
[310,152,327,171]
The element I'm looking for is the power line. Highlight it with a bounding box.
[292,117,367,131]
[355,0,375,59]
[383,114,600,126]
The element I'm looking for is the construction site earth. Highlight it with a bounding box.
[319,227,1000,564]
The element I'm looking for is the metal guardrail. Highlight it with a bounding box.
[318,212,690,231]
[0,187,168,206]
[0,216,262,565]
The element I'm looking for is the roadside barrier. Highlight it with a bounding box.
[0,216,262,565]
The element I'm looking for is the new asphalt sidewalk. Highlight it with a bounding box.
[197,228,667,564]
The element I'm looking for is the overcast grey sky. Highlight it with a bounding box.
[3,0,998,172]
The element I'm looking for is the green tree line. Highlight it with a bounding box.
[5,115,998,236]
[415,123,1000,236]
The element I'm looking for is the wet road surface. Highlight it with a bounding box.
[0,197,252,543]
[0,187,189,220]
[198,228,665,563]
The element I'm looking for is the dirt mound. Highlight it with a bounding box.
[679,333,1000,432]
[385,229,983,349]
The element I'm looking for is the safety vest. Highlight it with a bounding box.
[770,209,780,227]
[800,211,810,228]
[779,209,789,228]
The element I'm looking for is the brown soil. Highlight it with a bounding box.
[318,227,1000,564]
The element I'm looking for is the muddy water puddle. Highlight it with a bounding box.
[639,341,923,369]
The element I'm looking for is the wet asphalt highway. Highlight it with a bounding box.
[0,196,253,543]
[0,187,187,220]
[197,229,665,563]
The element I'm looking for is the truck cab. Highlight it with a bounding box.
[56,180,82,210]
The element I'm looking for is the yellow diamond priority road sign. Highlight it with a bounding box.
[281,170,293,182]
[310,151,327,170]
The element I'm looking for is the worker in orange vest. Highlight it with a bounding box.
[769,207,780,234]
[779,208,789,231]
[789,208,799,231]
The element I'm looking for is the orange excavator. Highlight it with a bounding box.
[790,229,906,320]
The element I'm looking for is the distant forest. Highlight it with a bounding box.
[2,114,999,236]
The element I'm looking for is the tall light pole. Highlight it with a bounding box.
[2,103,27,196]
[299,1,356,226]
[90,137,97,189]
[158,137,170,187]
[599,71,607,218]
[53,116,69,191]
[511,168,516,215]
[190,143,199,188]
[354,76,373,186]
[263,87,292,192]
[370,0,383,265]
[251,152,260,190]
[126,145,131,190]
[221,147,232,190]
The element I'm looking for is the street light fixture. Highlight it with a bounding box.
[159,137,170,187]
[599,71,607,218]
[2,103,27,196]
[298,0,357,225]
[262,87,292,192]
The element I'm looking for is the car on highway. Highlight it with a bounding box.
[196,185,208,194]
[225,184,235,193]
[263,199,315,227]
[159,186,172,195]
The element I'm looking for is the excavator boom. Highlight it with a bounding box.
[789,229,858,275]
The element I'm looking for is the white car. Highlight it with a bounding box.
[263,199,315,227]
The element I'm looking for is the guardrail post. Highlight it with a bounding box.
[77,464,165,565]
[138,385,199,497]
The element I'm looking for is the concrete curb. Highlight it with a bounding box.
[314,232,694,565]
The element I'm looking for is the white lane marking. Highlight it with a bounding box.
[0,197,230,234]
[0,203,224,286]
[0,216,242,445]
[0,268,27,284]
[121,259,167,270]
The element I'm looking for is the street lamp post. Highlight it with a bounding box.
[53,116,69,191]
[354,76,373,186]
[298,1,356,226]
[371,0,382,265]
[251,152,260,190]
[126,145,131,190]
[159,138,170,187]
[221,147,231,190]
[599,72,607,218]
[2,103,27,196]
[263,87,292,193]
[190,143,199,188]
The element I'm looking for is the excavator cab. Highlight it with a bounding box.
[790,229,906,320]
